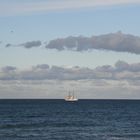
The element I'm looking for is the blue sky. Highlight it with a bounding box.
[0,0,140,98]
[0,2,140,68]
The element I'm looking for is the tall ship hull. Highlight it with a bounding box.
[65,98,78,102]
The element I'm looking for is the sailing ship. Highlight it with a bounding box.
[65,90,78,102]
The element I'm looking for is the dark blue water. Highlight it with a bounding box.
[0,100,140,140]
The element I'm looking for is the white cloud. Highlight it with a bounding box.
[0,79,140,99]
[45,32,140,54]
[0,0,140,16]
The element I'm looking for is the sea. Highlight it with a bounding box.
[0,99,140,140]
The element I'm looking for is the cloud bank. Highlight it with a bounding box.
[1,61,140,99]
[46,32,140,54]
[4,32,140,54]
[1,0,140,16]
[1,61,140,81]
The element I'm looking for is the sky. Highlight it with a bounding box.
[0,0,140,99]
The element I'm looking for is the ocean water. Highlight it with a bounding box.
[0,100,140,140]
